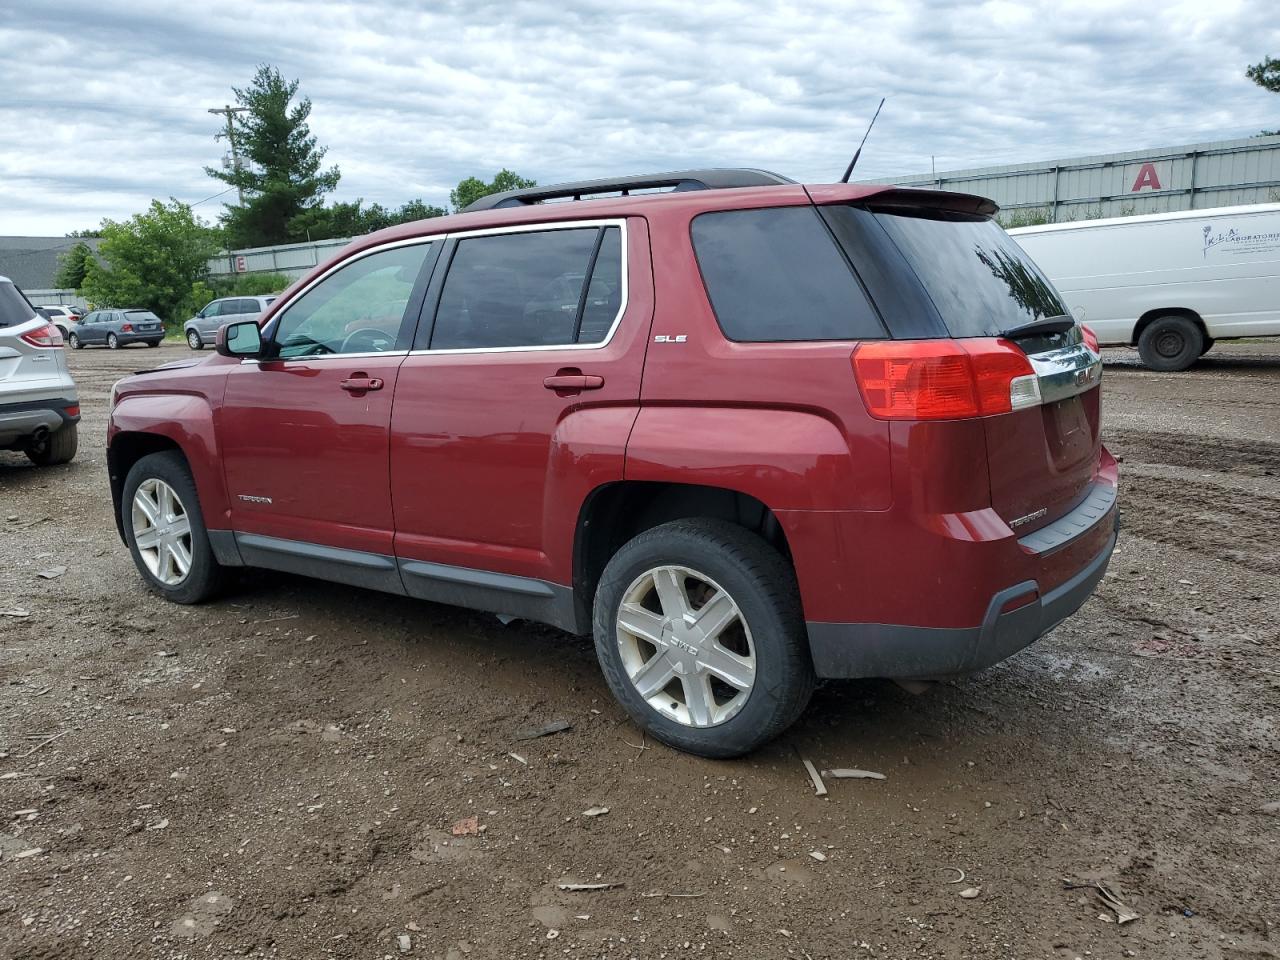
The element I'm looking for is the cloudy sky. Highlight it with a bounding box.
[1,0,1277,236]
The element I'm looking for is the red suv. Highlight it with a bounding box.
[107,170,1118,757]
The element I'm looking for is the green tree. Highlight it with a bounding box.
[80,199,220,323]
[206,65,340,248]
[1246,56,1280,135]
[450,170,536,213]
[287,197,448,243]
[54,241,95,290]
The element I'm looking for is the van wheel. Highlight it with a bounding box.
[26,423,77,466]
[122,451,225,603]
[592,519,814,758]
[1138,316,1202,371]
[1200,337,1215,357]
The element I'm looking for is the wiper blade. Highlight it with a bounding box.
[1001,315,1074,339]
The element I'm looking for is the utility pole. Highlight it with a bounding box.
[208,105,249,206]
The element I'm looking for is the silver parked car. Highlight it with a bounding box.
[0,277,79,466]
[183,295,276,350]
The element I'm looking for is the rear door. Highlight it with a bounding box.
[389,218,651,600]
[855,205,1102,532]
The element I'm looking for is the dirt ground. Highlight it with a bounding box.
[1,341,1277,960]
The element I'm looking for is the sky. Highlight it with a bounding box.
[1,0,1277,236]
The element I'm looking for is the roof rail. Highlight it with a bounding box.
[462,168,796,212]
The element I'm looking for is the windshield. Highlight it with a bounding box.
[0,280,37,329]
[871,209,1069,338]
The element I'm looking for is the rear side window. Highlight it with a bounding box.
[0,281,37,329]
[691,207,885,342]
[429,226,623,350]
[870,210,1068,337]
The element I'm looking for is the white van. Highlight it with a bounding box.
[1009,203,1280,370]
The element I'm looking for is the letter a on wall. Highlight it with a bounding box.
[1130,162,1162,192]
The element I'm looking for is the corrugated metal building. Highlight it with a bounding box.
[864,134,1280,221]
[207,237,350,281]
[0,236,101,290]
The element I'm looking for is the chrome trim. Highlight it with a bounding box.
[1027,341,1102,404]
[240,350,408,365]
[413,218,629,356]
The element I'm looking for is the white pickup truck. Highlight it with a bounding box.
[1010,203,1280,370]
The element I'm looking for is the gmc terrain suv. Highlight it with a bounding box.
[106,170,1118,757]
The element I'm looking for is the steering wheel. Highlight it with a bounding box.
[339,327,393,353]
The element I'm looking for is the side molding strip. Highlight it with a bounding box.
[399,560,556,597]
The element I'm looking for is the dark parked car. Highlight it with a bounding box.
[68,309,164,349]
[106,168,1118,758]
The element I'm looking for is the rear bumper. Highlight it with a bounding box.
[0,396,80,446]
[805,506,1119,680]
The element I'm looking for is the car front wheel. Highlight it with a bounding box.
[592,518,814,758]
[187,330,203,350]
[122,451,225,603]
[1137,316,1202,371]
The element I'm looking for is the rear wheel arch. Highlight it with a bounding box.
[1134,309,1206,371]
[573,481,794,630]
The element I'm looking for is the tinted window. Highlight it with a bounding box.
[272,242,431,358]
[691,207,885,342]
[430,227,614,349]
[202,301,222,318]
[872,210,1069,337]
[229,299,253,315]
[576,227,623,344]
[0,281,37,329]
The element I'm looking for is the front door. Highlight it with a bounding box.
[219,240,438,582]
[389,219,652,618]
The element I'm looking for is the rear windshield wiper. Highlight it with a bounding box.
[1001,315,1075,339]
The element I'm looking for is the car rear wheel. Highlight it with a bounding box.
[25,423,77,466]
[1137,316,1202,371]
[187,330,203,350]
[592,518,814,758]
[147,340,160,347]
[123,451,225,603]
[107,333,120,350]
[68,333,82,350]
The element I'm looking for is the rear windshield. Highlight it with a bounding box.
[125,310,162,322]
[870,210,1069,337]
[0,281,37,329]
[691,207,886,342]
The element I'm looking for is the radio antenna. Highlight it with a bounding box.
[840,97,886,183]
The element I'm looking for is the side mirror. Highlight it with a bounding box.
[216,320,263,358]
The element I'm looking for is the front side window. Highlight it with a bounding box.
[429,226,623,350]
[691,207,885,342]
[202,301,223,318]
[271,243,432,358]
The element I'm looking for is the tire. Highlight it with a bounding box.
[592,518,815,758]
[147,340,161,347]
[187,330,203,350]
[1137,315,1202,371]
[55,324,68,340]
[25,423,77,466]
[68,334,82,350]
[122,451,225,603]
[107,333,120,350]
[1200,336,1215,357]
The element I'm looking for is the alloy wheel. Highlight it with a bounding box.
[131,478,193,585]
[615,565,756,727]
[187,331,201,350]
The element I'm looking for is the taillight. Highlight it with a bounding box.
[852,338,1040,420]
[20,323,64,349]
[121,322,133,332]
[1080,323,1099,353]
[64,404,80,418]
